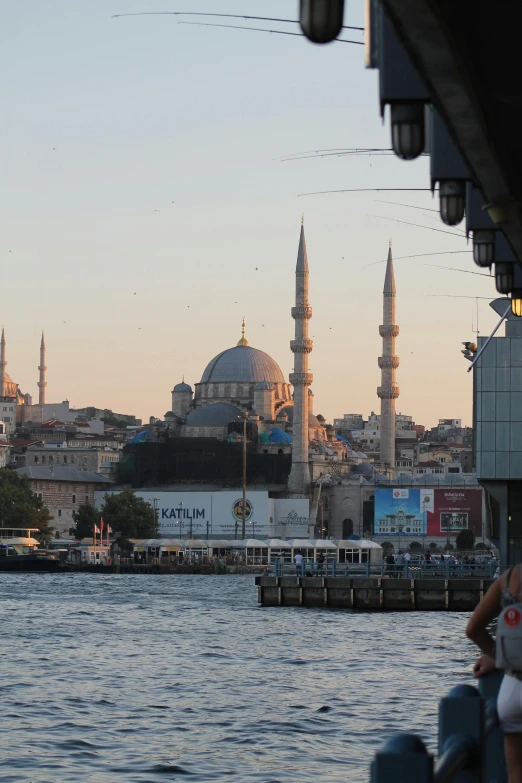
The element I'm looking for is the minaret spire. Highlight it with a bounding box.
[288,221,313,496]
[237,317,249,347]
[377,244,400,471]
[38,330,47,405]
[0,328,7,398]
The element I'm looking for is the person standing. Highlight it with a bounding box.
[403,550,411,574]
[466,564,522,782]
[294,551,304,576]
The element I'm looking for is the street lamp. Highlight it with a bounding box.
[178,502,184,539]
[472,231,495,268]
[390,104,425,161]
[495,262,514,295]
[439,181,465,226]
[511,291,522,317]
[299,0,345,44]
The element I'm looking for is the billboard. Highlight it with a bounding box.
[427,489,482,537]
[374,488,427,537]
[374,487,483,538]
[96,490,309,538]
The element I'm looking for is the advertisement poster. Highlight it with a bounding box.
[97,491,310,538]
[426,489,482,537]
[374,487,483,538]
[374,488,426,537]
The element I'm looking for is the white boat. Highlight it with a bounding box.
[0,527,61,571]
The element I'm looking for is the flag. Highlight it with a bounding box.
[94,524,100,533]
[100,518,105,531]
[108,526,113,534]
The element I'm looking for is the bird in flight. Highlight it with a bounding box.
[171,201,175,204]
[255,267,258,271]
[153,209,160,213]
[133,292,136,295]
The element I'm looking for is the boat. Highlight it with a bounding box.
[0,527,62,572]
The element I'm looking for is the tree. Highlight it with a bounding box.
[381,541,394,552]
[444,542,455,551]
[101,488,156,541]
[0,469,53,543]
[72,503,100,539]
[475,542,488,551]
[456,529,475,551]
[428,541,439,551]
[409,541,423,553]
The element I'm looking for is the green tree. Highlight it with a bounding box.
[381,541,394,552]
[101,488,156,541]
[0,469,53,543]
[71,503,100,539]
[428,541,439,551]
[409,541,423,553]
[456,528,475,551]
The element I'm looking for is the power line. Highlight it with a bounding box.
[298,188,436,196]
[425,264,491,278]
[362,250,472,269]
[368,214,466,238]
[112,11,364,31]
[375,199,439,212]
[178,21,364,44]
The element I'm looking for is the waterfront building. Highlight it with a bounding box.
[15,465,112,537]
[24,444,120,477]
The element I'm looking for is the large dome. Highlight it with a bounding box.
[200,345,285,385]
[276,404,323,429]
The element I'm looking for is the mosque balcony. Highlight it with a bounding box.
[289,372,314,386]
[378,356,400,369]
[291,305,312,320]
[290,338,313,354]
[379,325,400,337]
[377,384,400,399]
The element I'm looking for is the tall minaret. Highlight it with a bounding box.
[377,243,400,470]
[0,328,6,398]
[38,331,47,405]
[288,219,313,495]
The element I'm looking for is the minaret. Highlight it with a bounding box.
[0,328,6,398]
[288,219,313,495]
[38,331,47,405]
[377,243,400,470]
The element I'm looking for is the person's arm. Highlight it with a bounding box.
[466,576,503,660]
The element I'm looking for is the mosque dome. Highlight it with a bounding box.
[200,345,285,385]
[173,381,192,393]
[276,404,322,429]
[185,402,242,427]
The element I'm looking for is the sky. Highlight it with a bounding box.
[0,1,499,428]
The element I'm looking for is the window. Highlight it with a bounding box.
[63,456,67,464]
[85,495,88,503]
[72,494,76,504]
[34,456,39,464]
[58,510,61,517]
[49,455,54,464]
[42,456,46,464]
[448,467,460,474]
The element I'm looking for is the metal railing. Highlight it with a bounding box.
[269,560,499,579]
[371,671,506,783]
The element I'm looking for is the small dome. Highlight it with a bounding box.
[255,381,273,391]
[165,411,175,418]
[276,410,288,420]
[173,381,192,393]
[277,405,322,429]
[316,414,325,422]
[185,403,242,427]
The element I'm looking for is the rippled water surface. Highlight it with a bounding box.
[0,574,477,782]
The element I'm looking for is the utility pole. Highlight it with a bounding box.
[241,411,248,539]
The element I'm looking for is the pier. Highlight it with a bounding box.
[255,575,492,611]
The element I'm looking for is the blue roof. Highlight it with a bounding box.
[269,428,292,445]
[173,382,192,392]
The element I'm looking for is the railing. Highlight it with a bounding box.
[269,560,500,579]
[371,671,506,783]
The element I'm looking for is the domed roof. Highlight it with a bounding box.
[200,345,285,385]
[185,403,242,427]
[173,381,192,392]
[277,404,322,429]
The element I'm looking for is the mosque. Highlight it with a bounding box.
[164,222,347,495]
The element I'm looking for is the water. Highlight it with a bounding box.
[0,574,477,782]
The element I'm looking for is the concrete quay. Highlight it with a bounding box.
[255,575,493,611]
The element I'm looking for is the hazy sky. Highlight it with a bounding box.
[0,1,498,428]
